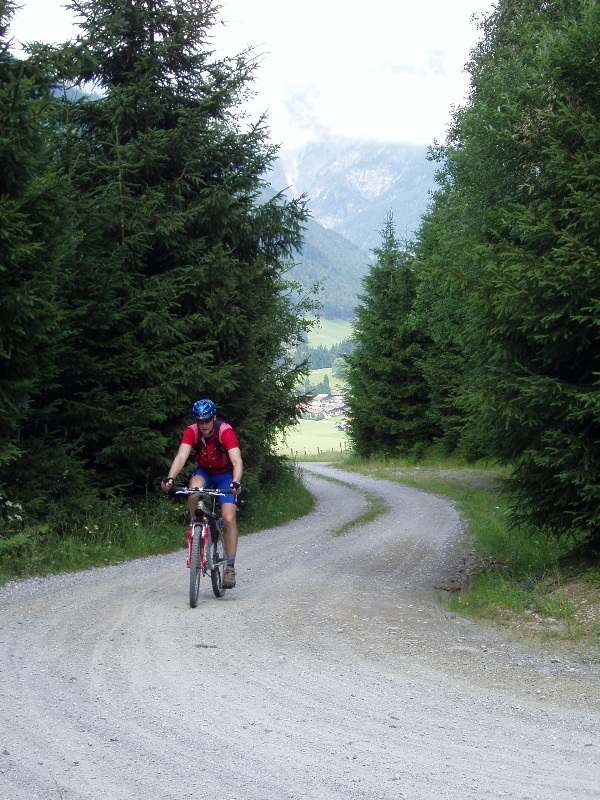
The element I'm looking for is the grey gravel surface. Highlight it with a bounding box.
[0,463,598,800]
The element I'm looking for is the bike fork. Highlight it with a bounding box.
[186,523,194,568]
[187,523,209,570]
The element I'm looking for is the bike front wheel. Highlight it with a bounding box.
[211,519,226,598]
[189,524,203,608]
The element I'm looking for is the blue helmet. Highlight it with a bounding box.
[191,398,216,421]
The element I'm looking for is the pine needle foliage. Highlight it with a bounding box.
[1,0,313,521]
[346,213,432,458]
[415,0,600,542]
[0,1,73,481]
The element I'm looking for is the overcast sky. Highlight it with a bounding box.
[9,0,495,149]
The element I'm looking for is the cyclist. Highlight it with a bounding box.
[162,399,242,589]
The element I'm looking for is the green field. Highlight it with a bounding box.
[280,318,352,457]
[307,367,347,393]
[307,317,353,347]
[276,417,350,457]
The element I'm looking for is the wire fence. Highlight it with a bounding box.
[287,442,351,458]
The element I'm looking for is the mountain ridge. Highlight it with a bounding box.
[277,136,437,250]
[267,136,438,318]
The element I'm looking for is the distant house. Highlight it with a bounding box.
[304,408,324,419]
[297,391,349,421]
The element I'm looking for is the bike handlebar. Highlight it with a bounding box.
[171,486,228,497]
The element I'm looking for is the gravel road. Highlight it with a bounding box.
[1,463,598,800]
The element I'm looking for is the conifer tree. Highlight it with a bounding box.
[0,2,72,489]
[416,0,600,540]
[44,0,310,492]
[346,213,432,457]
[412,176,486,458]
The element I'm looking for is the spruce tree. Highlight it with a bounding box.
[415,0,600,540]
[412,175,486,458]
[0,2,72,493]
[346,213,432,457]
[44,0,310,493]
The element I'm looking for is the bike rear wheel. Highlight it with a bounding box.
[189,524,203,608]
[211,519,226,598]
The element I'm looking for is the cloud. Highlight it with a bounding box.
[282,92,315,126]
[390,50,446,79]
[9,0,495,148]
[280,87,331,141]
[390,64,418,76]
[427,50,447,76]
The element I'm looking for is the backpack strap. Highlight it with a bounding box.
[194,419,228,456]
[213,419,228,456]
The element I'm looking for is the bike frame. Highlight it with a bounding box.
[173,485,228,605]
[186,515,216,571]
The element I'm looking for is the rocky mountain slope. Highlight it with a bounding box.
[276,136,437,251]
[267,136,438,317]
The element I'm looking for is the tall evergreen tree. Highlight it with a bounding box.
[346,213,432,457]
[412,174,486,458]
[0,2,72,490]
[416,0,600,540]
[41,0,310,494]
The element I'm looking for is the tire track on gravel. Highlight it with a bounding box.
[0,464,598,800]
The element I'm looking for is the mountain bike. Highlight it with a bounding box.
[172,486,228,607]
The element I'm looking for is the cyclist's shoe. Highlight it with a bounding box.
[222,566,237,589]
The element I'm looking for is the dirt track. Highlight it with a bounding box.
[1,463,598,800]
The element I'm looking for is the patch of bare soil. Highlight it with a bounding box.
[480,580,600,664]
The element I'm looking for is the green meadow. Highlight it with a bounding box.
[307,317,353,348]
[276,318,352,457]
[307,367,347,393]
[277,417,350,458]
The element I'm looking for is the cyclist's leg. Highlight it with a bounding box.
[221,501,239,558]
[189,468,209,518]
[210,520,226,598]
[210,472,239,557]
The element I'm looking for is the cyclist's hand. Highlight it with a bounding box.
[229,481,241,495]
[161,476,175,491]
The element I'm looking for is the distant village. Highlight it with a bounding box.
[298,390,351,432]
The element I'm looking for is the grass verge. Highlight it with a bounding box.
[337,454,600,661]
[303,473,389,536]
[334,490,388,537]
[0,496,184,585]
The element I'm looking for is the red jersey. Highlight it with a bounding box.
[181,421,239,474]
